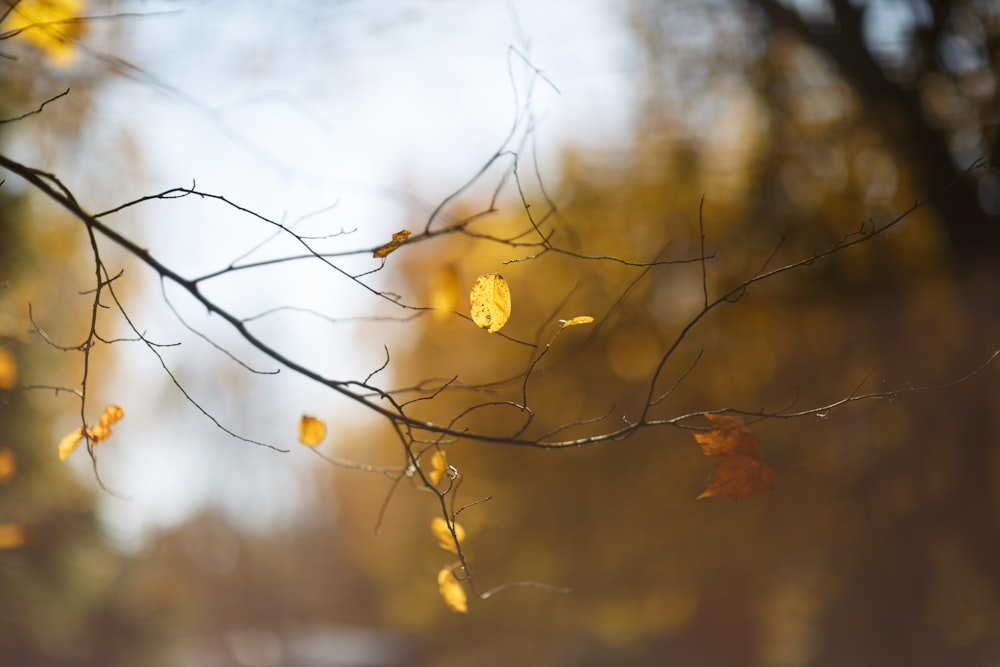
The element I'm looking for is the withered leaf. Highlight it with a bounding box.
[372,229,411,258]
[694,414,775,500]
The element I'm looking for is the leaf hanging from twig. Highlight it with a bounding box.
[437,567,468,613]
[431,516,466,554]
[470,273,511,333]
[693,414,775,500]
[298,415,327,447]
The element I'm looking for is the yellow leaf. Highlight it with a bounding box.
[437,567,469,613]
[560,315,595,329]
[431,516,465,554]
[298,415,327,447]
[0,348,16,389]
[3,0,87,68]
[0,448,16,484]
[87,404,124,442]
[427,450,448,486]
[98,404,124,426]
[372,229,411,258]
[0,523,26,550]
[469,273,511,333]
[57,427,84,461]
[88,423,109,442]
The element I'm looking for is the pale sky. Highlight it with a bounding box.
[74,0,642,548]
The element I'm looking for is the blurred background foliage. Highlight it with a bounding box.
[2,0,999,666]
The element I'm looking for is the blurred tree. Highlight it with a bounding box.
[2,1,998,666]
[317,1,1000,665]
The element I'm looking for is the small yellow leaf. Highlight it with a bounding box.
[98,404,124,426]
[88,423,109,442]
[0,523,26,550]
[469,273,511,333]
[298,415,327,447]
[87,404,124,442]
[560,315,595,329]
[0,448,16,484]
[427,450,448,486]
[0,348,17,389]
[57,427,84,461]
[431,516,465,554]
[437,567,469,613]
[372,229,411,258]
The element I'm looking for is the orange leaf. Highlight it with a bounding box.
[298,415,327,447]
[693,414,775,500]
[437,567,469,613]
[372,229,411,258]
[431,516,465,554]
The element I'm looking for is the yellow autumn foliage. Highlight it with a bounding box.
[298,415,327,446]
[431,516,466,554]
[560,315,595,329]
[437,567,468,613]
[427,450,448,486]
[469,273,511,333]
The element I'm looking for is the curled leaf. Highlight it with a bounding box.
[57,427,84,461]
[427,450,448,486]
[298,415,327,447]
[437,567,469,613]
[431,516,465,554]
[694,414,775,500]
[560,315,595,329]
[469,273,511,333]
[372,229,411,258]
[98,405,124,427]
[88,404,124,442]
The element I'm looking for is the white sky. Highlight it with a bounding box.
[71,0,641,547]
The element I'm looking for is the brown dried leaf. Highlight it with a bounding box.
[694,414,775,500]
[372,229,411,258]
